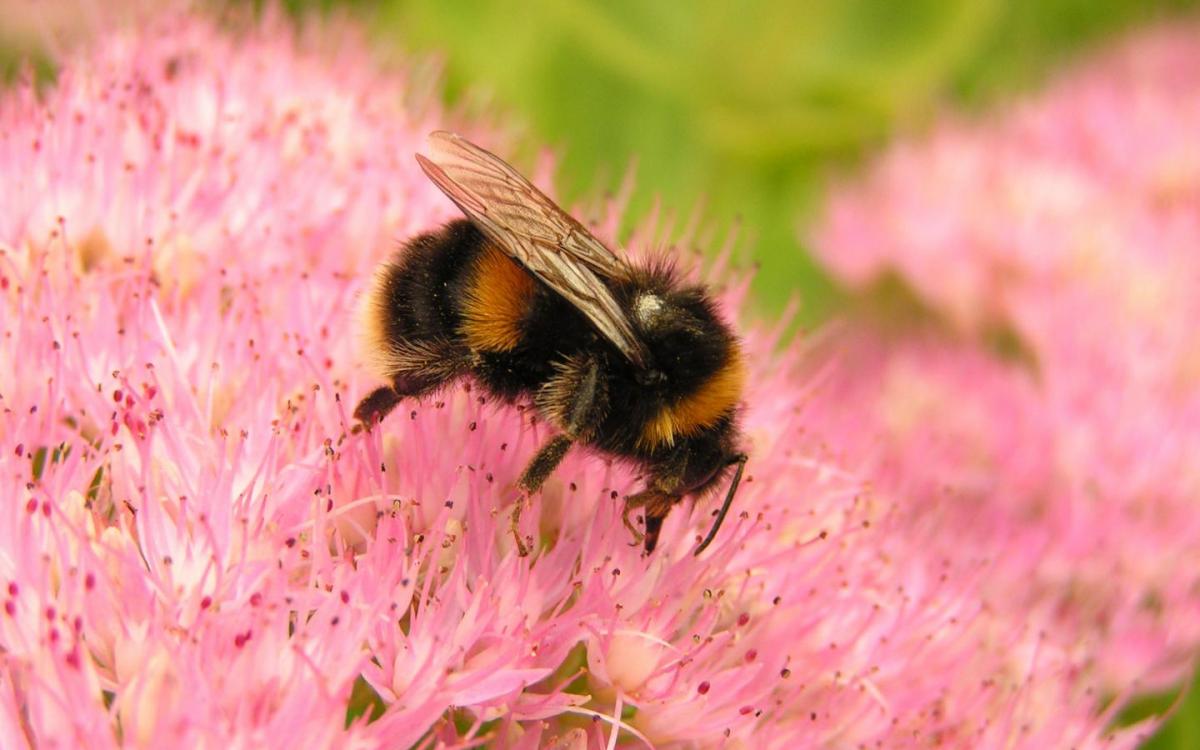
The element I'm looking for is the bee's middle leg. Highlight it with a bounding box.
[510,356,604,555]
[511,434,573,556]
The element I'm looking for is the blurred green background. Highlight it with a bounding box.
[304,0,1198,331]
[329,1,1199,746]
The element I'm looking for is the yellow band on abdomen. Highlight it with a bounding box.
[460,243,536,352]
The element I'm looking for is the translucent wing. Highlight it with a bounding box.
[416,131,648,365]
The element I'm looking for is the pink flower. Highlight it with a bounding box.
[813,24,1200,386]
[809,19,1200,716]
[0,9,1154,749]
[0,0,143,55]
[802,333,1200,692]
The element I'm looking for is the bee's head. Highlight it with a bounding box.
[629,283,743,418]
[632,291,701,385]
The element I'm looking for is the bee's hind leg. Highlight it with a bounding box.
[352,386,404,432]
[352,375,440,432]
[352,338,469,431]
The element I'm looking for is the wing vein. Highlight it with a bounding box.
[417,131,648,365]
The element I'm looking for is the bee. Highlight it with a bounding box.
[354,132,747,555]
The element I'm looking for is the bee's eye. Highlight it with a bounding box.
[636,369,668,387]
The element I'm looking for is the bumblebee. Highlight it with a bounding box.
[354,132,747,555]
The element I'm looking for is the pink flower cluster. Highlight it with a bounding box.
[0,9,1176,750]
[811,19,1200,715]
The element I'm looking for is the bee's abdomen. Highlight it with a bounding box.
[358,220,484,378]
[462,244,594,400]
[459,242,537,353]
[360,218,591,401]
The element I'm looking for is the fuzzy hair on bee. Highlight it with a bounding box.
[354,132,748,555]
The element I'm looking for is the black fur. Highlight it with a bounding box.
[361,219,743,552]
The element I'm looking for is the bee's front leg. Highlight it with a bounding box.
[621,497,646,545]
[622,487,680,553]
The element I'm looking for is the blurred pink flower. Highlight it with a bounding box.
[0,9,1154,750]
[813,24,1200,409]
[0,0,148,55]
[809,18,1200,716]
[802,333,1200,693]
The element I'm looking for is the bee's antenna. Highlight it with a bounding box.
[694,453,748,555]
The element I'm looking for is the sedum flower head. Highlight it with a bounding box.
[814,23,1200,377]
[0,9,1156,749]
[810,20,1200,717]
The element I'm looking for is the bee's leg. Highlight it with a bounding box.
[511,356,604,555]
[625,455,685,552]
[352,386,403,429]
[621,497,646,545]
[352,338,469,431]
[630,489,679,554]
[535,354,604,441]
[518,434,574,495]
[511,434,573,556]
[622,487,667,545]
[509,499,528,557]
[620,487,677,550]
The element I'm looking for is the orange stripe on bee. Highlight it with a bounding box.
[460,243,536,352]
[641,350,745,448]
